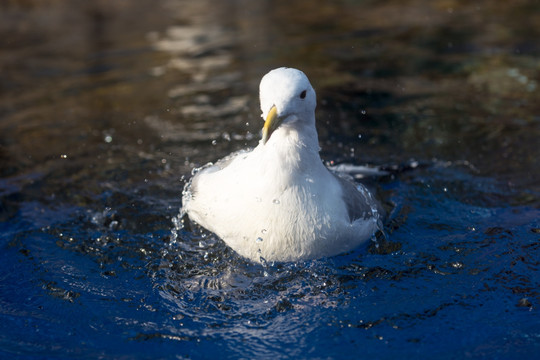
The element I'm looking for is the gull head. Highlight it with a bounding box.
[259,67,316,144]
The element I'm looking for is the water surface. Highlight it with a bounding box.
[1,0,539,358]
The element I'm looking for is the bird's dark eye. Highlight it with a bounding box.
[299,90,307,99]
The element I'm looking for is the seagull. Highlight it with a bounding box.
[182,67,381,262]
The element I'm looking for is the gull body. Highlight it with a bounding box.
[183,67,380,262]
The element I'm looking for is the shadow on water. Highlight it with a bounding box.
[0,0,539,359]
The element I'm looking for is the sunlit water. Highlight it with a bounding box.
[1,0,539,359]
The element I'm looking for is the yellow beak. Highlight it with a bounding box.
[262,105,281,144]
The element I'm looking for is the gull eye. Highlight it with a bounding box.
[299,90,307,99]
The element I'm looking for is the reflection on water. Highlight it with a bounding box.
[0,0,539,359]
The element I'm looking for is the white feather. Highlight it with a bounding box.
[183,67,380,262]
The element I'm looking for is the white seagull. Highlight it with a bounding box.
[182,67,381,262]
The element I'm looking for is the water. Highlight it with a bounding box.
[1,0,539,358]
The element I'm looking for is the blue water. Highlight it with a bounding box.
[1,0,540,359]
[2,163,538,359]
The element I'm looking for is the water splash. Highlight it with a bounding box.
[170,206,187,246]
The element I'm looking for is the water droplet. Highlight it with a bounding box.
[108,220,119,230]
[261,229,268,234]
[361,110,366,115]
[104,135,113,143]
[272,199,280,204]
[256,237,263,243]
[211,140,217,145]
